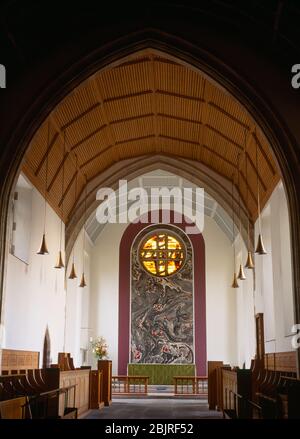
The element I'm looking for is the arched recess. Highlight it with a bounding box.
[118,210,206,375]
[65,154,250,261]
[0,23,299,371]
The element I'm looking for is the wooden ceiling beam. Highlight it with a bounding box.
[103,90,152,103]
[47,151,68,192]
[34,132,59,176]
[61,102,101,131]
[158,112,202,125]
[115,134,156,146]
[202,143,257,205]
[149,54,159,153]
[208,101,250,130]
[246,149,267,192]
[157,89,205,103]
[240,126,276,178]
[48,114,87,210]
[110,112,154,125]
[198,79,208,160]
[58,169,77,208]
[205,124,244,151]
[76,127,258,208]
[253,131,277,176]
[237,128,268,197]
[159,134,256,208]
[79,144,113,169]
[58,88,251,151]
[159,134,199,146]
[70,123,107,151]
[79,134,156,170]
[91,76,119,162]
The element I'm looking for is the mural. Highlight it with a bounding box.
[131,227,194,364]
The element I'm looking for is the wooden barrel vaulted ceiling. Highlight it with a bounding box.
[22,49,280,247]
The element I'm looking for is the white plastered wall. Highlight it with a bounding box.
[1,178,92,368]
[254,181,294,354]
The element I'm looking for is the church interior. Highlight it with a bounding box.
[0,1,299,420]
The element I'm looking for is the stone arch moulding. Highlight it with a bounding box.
[65,154,250,262]
[118,210,206,376]
[0,27,299,373]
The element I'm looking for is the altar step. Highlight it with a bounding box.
[113,385,208,400]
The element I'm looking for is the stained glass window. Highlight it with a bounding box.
[139,230,185,277]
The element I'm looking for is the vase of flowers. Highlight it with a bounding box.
[90,336,109,360]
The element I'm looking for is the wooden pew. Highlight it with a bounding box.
[277,375,300,419]
[222,368,252,419]
[0,396,27,419]
[208,361,224,410]
[247,351,298,419]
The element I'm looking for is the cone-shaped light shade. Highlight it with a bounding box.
[238,263,246,280]
[69,262,77,279]
[255,233,267,255]
[245,251,255,269]
[79,272,87,288]
[231,272,239,288]
[54,250,64,269]
[37,234,49,255]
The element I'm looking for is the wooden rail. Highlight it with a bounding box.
[174,376,208,395]
[112,376,149,394]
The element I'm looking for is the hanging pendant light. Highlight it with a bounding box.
[244,130,255,269]
[37,234,49,255]
[37,121,50,255]
[69,262,77,279]
[237,153,246,281]
[79,272,87,288]
[256,234,267,255]
[79,175,88,288]
[68,155,79,279]
[254,129,267,255]
[232,272,239,289]
[238,264,246,281]
[245,250,255,270]
[55,131,66,269]
[231,173,239,289]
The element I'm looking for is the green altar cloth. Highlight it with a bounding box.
[127,363,196,385]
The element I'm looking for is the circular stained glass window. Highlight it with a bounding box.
[139,230,186,277]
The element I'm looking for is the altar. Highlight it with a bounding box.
[127,364,196,385]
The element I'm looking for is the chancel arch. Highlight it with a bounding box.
[0,3,299,419]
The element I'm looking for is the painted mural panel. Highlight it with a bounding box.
[131,227,194,364]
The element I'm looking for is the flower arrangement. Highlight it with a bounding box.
[90,336,109,360]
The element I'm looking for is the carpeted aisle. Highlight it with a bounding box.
[82,398,223,419]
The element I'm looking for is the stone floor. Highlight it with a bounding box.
[82,398,223,419]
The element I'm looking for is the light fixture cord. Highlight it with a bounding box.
[231,173,236,269]
[237,153,242,262]
[82,176,88,272]
[255,129,262,234]
[245,131,250,251]
[43,121,50,234]
[72,155,78,264]
[60,130,66,252]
